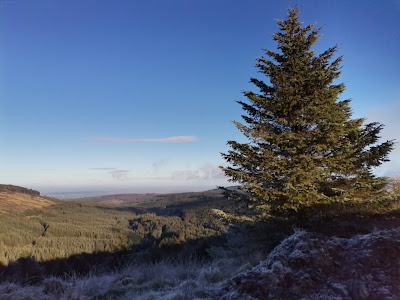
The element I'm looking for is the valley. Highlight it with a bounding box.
[1,184,400,299]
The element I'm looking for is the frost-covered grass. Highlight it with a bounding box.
[221,227,400,299]
[0,251,263,300]
[2,222,400,299]
[3,199,400,299]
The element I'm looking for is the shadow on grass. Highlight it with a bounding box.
[0,217,295,285]
[2,207,400,286]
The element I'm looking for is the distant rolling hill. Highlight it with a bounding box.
[74,189,232,213]
[0,184,57,212]
[75,193,157,205]
[75,187,239,204]
[0,184,231,272]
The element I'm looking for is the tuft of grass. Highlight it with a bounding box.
[0,248,264,300]
[394,180,400,198]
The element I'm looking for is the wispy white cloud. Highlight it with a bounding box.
[109,169,131,180]
[152,158,170,173]
[89,167,131,181]
[91,136,198,143]
[364,100,400,177]
[171,163,226,181]
[171,170,200,181]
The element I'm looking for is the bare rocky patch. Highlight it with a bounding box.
[221,228,400,299]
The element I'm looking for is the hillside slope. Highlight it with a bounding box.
[0,187,230,268]
[1,226,400,299]
[0,184,56,213]
[0,192,56,213]
[0,184,40,196]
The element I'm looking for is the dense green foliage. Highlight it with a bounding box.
[221,8,394,217]
[1,184,400,292]
[0,201,134,265]
[0,190,229,267]
[130,208,225,247]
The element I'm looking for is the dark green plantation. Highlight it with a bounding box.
[1,183,400,299]
[1,201,135,265]
[1,180,400,272]
[0,188,231,269]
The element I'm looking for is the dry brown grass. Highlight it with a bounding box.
[393,180,400,198]
[0,192,55,212]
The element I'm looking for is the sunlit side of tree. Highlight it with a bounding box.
[221,8,394,218]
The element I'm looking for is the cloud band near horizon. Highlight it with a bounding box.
[91,135,198,143]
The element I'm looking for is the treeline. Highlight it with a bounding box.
[0,191,232,267]
[130,207,226,248]
[0,184,40,196]
[0,201,138,266]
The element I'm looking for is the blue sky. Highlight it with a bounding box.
[1,0,399,195]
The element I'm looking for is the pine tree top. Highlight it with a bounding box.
[221,8,395,218]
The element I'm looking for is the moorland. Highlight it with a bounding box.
[1,182,400,299]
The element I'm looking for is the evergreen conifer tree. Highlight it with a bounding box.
[221,8,394,217]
